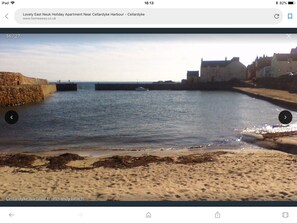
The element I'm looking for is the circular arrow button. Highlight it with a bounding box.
[5,110,19,125]
[274,13,280,19]
[278,110,292,124]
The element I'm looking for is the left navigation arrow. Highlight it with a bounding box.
[5,13,8,19]
[5,110,19,124]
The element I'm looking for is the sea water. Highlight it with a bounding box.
[0,83,295,151]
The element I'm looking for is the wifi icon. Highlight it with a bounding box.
[11,1,15,4]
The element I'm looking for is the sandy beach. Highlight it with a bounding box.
[0,147,296,201]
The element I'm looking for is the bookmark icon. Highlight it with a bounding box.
[288,13,293,19]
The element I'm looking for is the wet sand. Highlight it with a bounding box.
[0,148,296,201]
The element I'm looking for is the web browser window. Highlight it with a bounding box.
[0,0,296,222]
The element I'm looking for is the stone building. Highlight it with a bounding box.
[186,70,199,84]
[254,56,272,79]
[246,63,256,80]
[290,47,297,54]
[246,56,272,80]
[200,57,246,82]
[270,49,297,77]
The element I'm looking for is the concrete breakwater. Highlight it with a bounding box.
[95,83,186,91]
[95,80,250,91]
[56,83,77,91]
[0,72,56,107]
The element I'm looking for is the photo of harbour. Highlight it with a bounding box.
[0,34,296,201]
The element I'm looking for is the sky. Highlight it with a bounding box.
[0,34,296,82]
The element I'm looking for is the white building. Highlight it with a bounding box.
[200,57,246,82]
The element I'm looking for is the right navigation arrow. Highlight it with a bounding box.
[278,110,293,124]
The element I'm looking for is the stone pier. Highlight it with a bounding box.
[0,72,56,107]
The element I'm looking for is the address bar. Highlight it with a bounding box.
[15,8,282,25]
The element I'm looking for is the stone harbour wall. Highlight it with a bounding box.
[0,84,56,107]
[41,84,57,97]
[255,75,297,93]
[0,72,48,86]
[0,72,56,107]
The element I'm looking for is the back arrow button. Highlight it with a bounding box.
[5,13,8,19]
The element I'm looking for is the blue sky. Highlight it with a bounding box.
[0,34,296,82]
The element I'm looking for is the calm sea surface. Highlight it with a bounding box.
[0,83,294,151]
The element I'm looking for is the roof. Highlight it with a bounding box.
[201,57,240,68]
[274,53,297,61]
[256,56,272,70]
[201,60,231,68]
[187,71,199,77]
